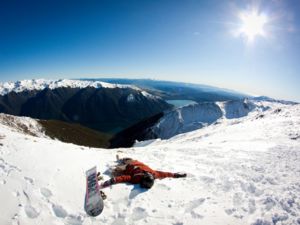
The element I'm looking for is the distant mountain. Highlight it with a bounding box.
[252,96,298,105]
[82,78,250,102]
[110,99,281,147]
[0,79,133,96]
[0,79,171,133]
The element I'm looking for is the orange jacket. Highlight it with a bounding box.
[114,160,175,184]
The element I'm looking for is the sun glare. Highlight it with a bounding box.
[238,10,268,42]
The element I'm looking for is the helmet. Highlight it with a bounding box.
[140,172,154,189]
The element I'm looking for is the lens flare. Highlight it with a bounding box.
[238,10,268,42]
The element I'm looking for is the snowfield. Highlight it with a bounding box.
[0,101,299,225]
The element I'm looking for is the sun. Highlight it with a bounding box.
[238,10,268,42]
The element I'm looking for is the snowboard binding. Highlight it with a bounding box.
[97,172,107,200]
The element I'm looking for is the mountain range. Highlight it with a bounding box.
[2,78,297,149]
[0,79,170,135]
[0,78,257,147]
[82,78,249,102]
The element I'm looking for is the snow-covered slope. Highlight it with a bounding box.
[0,114,46,138]
[0,79,157,99]
[150,99,270,139]
[0,101,300,225]
[151,102,223,139]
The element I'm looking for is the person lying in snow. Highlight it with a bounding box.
[100,156,187,189]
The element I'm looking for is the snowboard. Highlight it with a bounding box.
[84,166,104,217]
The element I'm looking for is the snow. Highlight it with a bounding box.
[0,114,46,138]
[0,79,135,96]
[150,99,271,139]
[0,78,162,102]
[140,91,161,100]
[127,94,136,102]
[0,101,300,225]
[151,102,223,139]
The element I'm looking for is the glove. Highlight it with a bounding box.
[100,178,115,188]
[174,173,187,178]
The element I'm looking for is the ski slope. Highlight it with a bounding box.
[0,101,299,225]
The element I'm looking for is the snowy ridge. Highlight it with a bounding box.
[252,96,298,105]
[0,79,158,99]
[152,102,223,139]
[0,101,299,224]
[150,99,273,139]
[0,114,45,138]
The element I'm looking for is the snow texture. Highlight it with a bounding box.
[0,114,46,138]
[0,79,164,102]
[0,79,145,96]
[150,99,270,139]
[0,101,299,225]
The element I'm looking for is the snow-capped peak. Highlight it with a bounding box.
[0,79,135,96]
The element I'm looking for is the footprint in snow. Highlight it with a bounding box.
[225,208,236,215]
[251,218,274,225]
[40,187,52,198]
[272,213,289,224]
[0,158,21,175]
[0,165,4,172]
[263,197,276,211]
[24,205,39,218]
[0,179,6,185]
[221,179,233,192]
[191,211,204,219]
[240,182,263,196]
[232,192,244,207]
[251,175,264,183]
[52,204,68,218]
[248,199,256,214]
[64,214,84,225]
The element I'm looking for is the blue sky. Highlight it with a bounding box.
[0,0,299,101]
